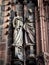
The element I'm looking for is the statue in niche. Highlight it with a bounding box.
[24,1,35,45]
[13,1,35,61]
[13,15,23,61]
[13,3,23,61]
[24,1,35,57]
[13,2,23,61]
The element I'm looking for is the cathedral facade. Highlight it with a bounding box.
[0,0,49,65]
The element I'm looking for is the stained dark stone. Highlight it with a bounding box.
[14,61,23,65]
[5,19,10,22]
[6,13,10,16]
[4,31,8,35]
[26,58,36,65]
[6,7,11,11]
[5,25,9,28]
[6,2,11,5]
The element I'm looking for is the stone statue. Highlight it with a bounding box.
[24,1,36,57]
[13,15,23,61]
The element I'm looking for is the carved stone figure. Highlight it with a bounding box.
[13,16,23,61]
[24,1,35,57]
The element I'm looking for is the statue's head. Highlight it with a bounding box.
[16,2,23,16]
